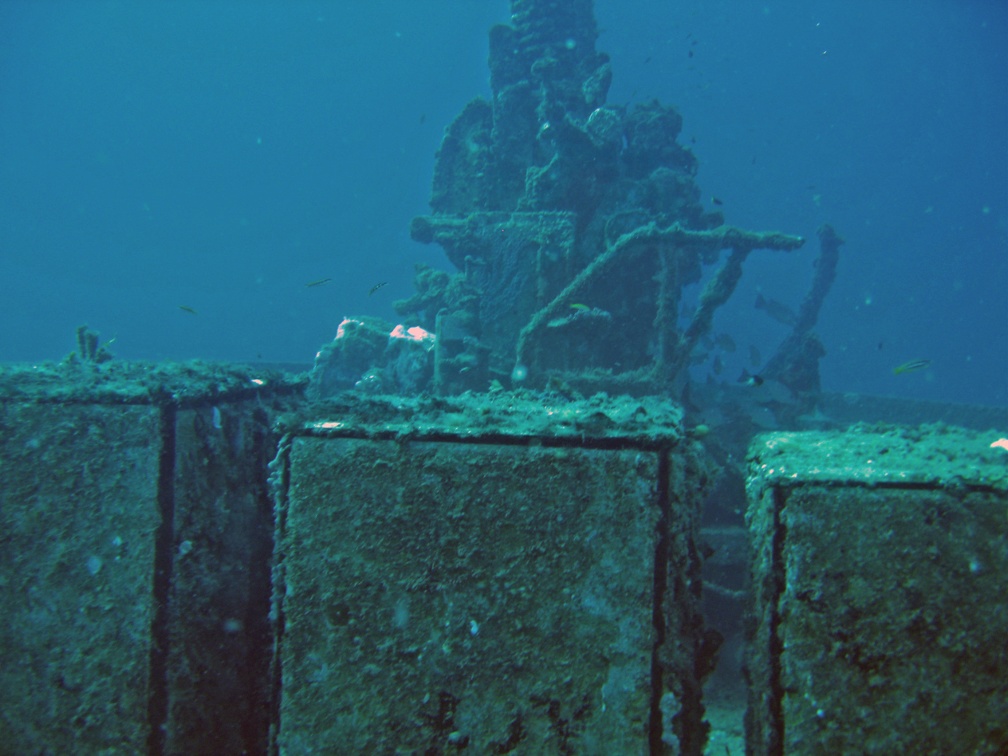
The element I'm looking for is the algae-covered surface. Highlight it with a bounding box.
[278,437,661,753]
[272,389,704,752]
[0,402,162,752]
[0,360,298,753]
[0,360,306,405]
[749,421,1008,491]
[290,389,685,445]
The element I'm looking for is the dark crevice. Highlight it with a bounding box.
[300,427,677,453]
[770,479,999,495]
[648,447,671,753]
[767,487,788,755]
[241,408,280,753]
[146,403,176,756]
[266,436,292,755]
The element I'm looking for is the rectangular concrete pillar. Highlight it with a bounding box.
[1,400,161,752]
[745,426,1008,754]
[271,394,708,753]
[0,362,296,754]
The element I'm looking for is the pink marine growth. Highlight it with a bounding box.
[390,324,436,351]
[335,318,364,339]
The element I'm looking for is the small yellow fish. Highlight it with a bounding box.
[178,305,198,315]
[892,359,930,375]
[570,303,590,311]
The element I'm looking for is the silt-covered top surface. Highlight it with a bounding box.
[749,423,1008,491]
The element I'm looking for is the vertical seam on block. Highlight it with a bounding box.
[648,446,671,753]
[146,403,176,756]
[767,486,787,755]
[266,434,293,756]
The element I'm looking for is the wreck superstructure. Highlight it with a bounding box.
[399,0,805,399]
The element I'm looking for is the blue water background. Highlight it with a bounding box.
[1,0,1005,407]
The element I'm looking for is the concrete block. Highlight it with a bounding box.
[271,393,708,753]
[0,362,297,754]
[745,424,1008,754]
[0,401,161,753]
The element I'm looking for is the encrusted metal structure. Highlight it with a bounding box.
[402,0,804,397]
